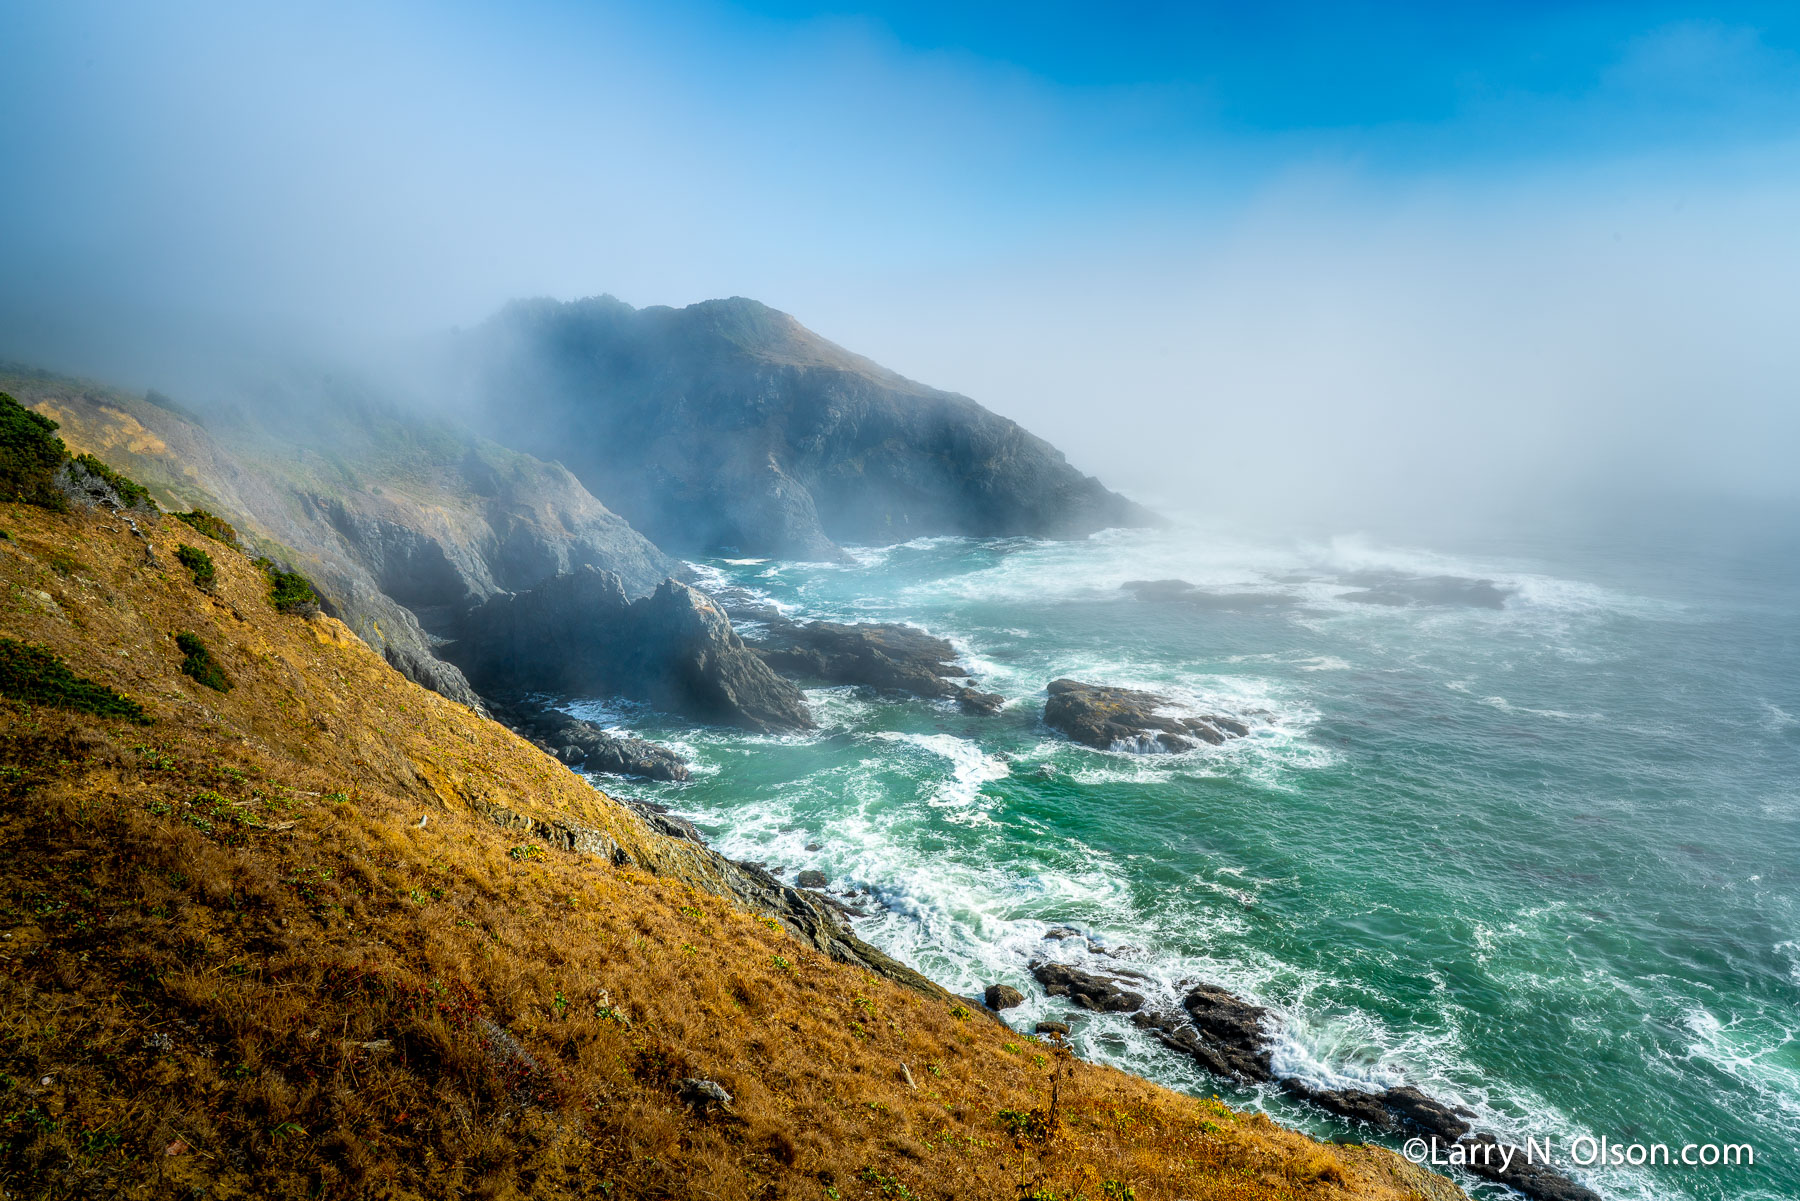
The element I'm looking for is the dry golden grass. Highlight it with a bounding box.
[0,500,1464,1201]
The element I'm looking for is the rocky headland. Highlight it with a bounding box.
[455,295,1157,558]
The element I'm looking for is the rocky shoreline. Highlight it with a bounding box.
[986,935,1602,1201]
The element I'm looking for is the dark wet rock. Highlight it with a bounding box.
[1280,1080,1396,1132]
[739,612,1003,714]
[1379,1085,1473,1142]
[1338,572,1511,609]
[984,984,1025,1010]
[804,841,822,852]
[796,869,828,889]
[487,699,690,781]
[1120,579,1293,610]
[1041,926,1082,941]
[1043,678,1248,753]
[1030,961,1145,1013]
[624,799,706,844]
[447,569,813,732]
[461,295,1156,559]
[1454,1134,1602,1201]
[1179,984,1277,1080]
[1034,1020,1070,1036]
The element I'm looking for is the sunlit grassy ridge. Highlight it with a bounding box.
[0,498,1463,1201]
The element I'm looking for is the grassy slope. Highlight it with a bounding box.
[0,500,1462,1201]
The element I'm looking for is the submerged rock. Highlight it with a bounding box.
[1042,678,1248,753]
[1338,572,1511,609]
[1120,579,1293,610]
[446,569,813,732]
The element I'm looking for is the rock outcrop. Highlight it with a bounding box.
[1338,573,1511,609]
[486,698,690,781]
[1043,678,1249,753]
[1123,978,1597,1201]
[457,295,1156,558]
[1030,961,1146,1013]
[446,569,813,732]
[730,604,1002,714]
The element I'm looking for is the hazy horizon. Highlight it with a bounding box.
[4,1,1799,539]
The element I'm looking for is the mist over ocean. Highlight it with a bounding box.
[569,514,1800,1201]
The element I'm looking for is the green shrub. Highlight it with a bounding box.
[0,392,69,510]
[172,508,238,546]
[71,453,157,512]
[175,544,216,590]
[0,637,150,722]
[174,631,232,693]
[256,558,321,615]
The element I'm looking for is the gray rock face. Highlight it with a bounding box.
[446,568,813,732]
[733,606,1002,714]
[1043,678,1249,753]
[488,699,689,781]
[459,295,1156,558]
[795,869,828,889]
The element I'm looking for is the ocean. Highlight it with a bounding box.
[567,517,1799,1201]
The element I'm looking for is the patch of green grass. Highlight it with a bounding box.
[175,544,216,590]
[0,392,69,511]
[174,631,232,693]
[0,637,149,723]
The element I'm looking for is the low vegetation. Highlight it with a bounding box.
[173,630,231,692]
[257,557,321,615]
[175,543,217,590]
[172,508,238,546]
[70,453,156,512]
[0,637,150,723]
[0,393,69,511]
[0,501,1462,1201]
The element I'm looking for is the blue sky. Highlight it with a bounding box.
[2,1,1797,520]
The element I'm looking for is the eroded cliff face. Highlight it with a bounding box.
[457,295,1157,557]
[444,568,814,732]
[2,368,677,709]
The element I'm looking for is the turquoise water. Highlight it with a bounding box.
[569,521,1799,1201]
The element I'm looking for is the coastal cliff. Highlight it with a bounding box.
[0,479,1461,1200]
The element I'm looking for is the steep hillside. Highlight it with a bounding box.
[0,498,1460,1201]
[459,297,1156,558]
[0,365,679,707]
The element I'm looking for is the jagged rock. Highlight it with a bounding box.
[1379,1085,1473,1142]
[796,869,828,889]
[1030,962,1144,1012]
[736,611,1003,714]
[984,984,1025,1010]
[1338,572,1511,609]
[1280,1079,1396,1132]
[1043,678,1248,753]
[446,569,813,732]
[460,295,1156,558]
[1041,926,1082,941]
[1455,1134,1602,1201]
[488,699,689,781]
[1034,1021,1070,1036]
